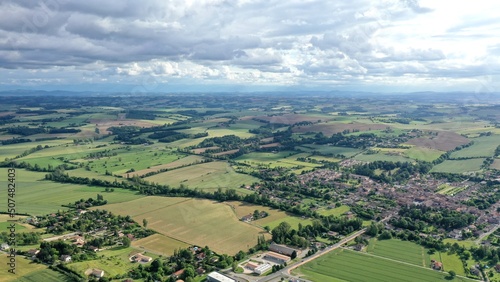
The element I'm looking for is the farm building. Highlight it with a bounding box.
[206,271,235,282]
[254,263,272,275]
[245,262,259,271]
[431,260,443,270]
[60,255,72,262]
[85,268,105,278]
[269,242,298,256]
[263,251,291,264]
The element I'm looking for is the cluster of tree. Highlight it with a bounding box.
[1,138,31,145]
[393,205,476,231]
[197,135,244,150]
[6,126,46,136]
[352,160,432,183]
[0,231,40,245]
[47,128,81,134]
[126,110,160,120]
[85,150,118,159]
[175,109,229,118]
[0,114,17,125]
[66,194,108,209]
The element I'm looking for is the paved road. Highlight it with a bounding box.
[475,223,500,244]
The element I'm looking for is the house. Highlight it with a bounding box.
[172,269,184,279]
[1,243,9,250]
[470,267,480,276]
[241,214,253,222]
[206,271,235,282]
[263,251,291,264]
[88,246,99,252]
[85,268,105,278]
[196,267,205,275]
[269,242,298,256]
[431,260,443,270]
[495,264,500,273]
[126,234,135,241]
[26,249,40,256]
[327,231,339,237]
[60,255,72,262]
[254,263,272,275]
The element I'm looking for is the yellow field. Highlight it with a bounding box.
[0,256,47,282]
[101,197,271,255]
[132,234,189,256]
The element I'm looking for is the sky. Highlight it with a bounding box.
[0,0,499,93]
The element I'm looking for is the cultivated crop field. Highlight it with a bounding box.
[294,249,472,282]
[144,161,258,192]
[101,197,271,255]
[224,201,313,229]
[132,234,189,256]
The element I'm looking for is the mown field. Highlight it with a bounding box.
[431,159,485,173]
[144,161,258,193]
[0,168,143,215]
[450,134,500,158]
[100,197,271,255]
[294,249,472,282]
[132,234,189,256]
[366,239,431,267]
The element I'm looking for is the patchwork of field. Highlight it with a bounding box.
[123,155,205,177]
[0,168,143,215]
[297,145,363,157]
[254,113,331,125]
[431,159,485,173]
[144,161,258,192]
[101,197,271,255]
[294,249,471,282]
[354,152,412,163]
[132,234,189,256]
[293,122,388,135]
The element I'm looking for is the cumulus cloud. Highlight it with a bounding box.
[0,0,499,91]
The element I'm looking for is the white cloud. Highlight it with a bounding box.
[0,0,499,92]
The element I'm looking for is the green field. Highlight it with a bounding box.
[0,168,144,215]
[430,251,467,276]
[405,146,444,162]
[366,239,431,267]
[144,161,258,192]
[354,152,413,163]
[431,159,485,174]
[318,205,350,217]
[101,197,271,255]
[235,151,298,163]
[0,256,52,282]
[450,135,500,158]
[294,249,472,282]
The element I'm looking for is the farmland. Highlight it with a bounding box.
[0,93,500,281]
[101,197,271,255]
[294,249,472,282]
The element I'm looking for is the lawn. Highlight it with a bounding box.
[0,168,144,215]
[367,239,430,267]
[430,251,466,276]
[100,197,271,255]
[294,249,473,282]
[144,161,258,192]
[431,159,485,173]
[354,153,413,163]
